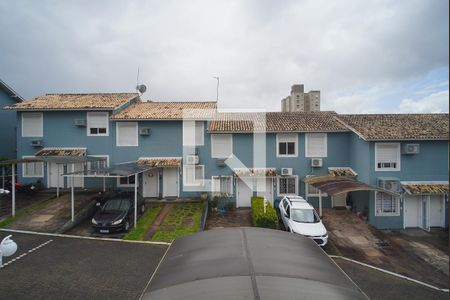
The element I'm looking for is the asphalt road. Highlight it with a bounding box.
[0,231,167,300]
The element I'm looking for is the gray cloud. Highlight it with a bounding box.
[0,0,448,113]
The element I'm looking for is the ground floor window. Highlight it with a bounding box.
[118,175,138,187]
[22,156,43,177]
[183,165,204,186]
[212,176,233,196]
[375,192,399,216]
[306,184,328,197]
[278,176,297,195]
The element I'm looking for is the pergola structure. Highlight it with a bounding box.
[303,174,400,216]
[63,162,154,227]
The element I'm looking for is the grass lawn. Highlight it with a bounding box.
[0,195,55,228]
[123,205,163,241]
[151,202,205,243]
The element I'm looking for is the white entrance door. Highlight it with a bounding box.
[67,163,84,188]
[48,163,64,188]
[163,167,178,198]
[429,195,444,228]
[332,193,347,207]
[143,169,159,198]
[404,195,421,228]
[256,177,273,206]
[237,178,253,208]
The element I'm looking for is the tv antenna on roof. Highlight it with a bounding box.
[136,67,147,95]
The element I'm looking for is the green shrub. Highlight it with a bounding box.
[251,196,278,229]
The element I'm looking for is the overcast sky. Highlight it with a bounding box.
[0,0,448,113]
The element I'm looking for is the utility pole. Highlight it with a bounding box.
[213,76,219,102]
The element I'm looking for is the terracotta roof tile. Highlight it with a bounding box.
[328,167,357,177]
[402,183,449,195]
[137,157,181,167]
[5,93,138,110]
[111,101,217,120]
[336,114,449,141]
[233,168,278,177]
[208,111,348,132]
[35,147,86,157]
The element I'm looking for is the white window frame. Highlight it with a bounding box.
[276,133,298,157]
[116,122,138,147]
[212,176,234,195]
[306,184,328,197]
[117,175,139,187]
[87,112,109,136]
[22,156,44,178]
[305,133,327,158]
[277,175,298,196]
[375,143,401,171]
[183,165,205,186]
[22,112,43,137]
[183,121,204,146]
[211,134,233,158]
[375,191,400,216]
[88,155,109,169]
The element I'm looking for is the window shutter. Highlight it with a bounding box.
[306,133,327,157]
[212,134,232,158]
[117,122,138,146]
[89,112,108,128]
[376,144,398,162]
[22,113,43,137]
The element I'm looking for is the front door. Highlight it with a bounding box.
[256,177,273,206]
[421,195,430,231]
[237,178,253,208]
[163,167,178,198]
[404,195,421,228]
[48,163,64,188]
[143,169,159,198]
[429,195,444,228]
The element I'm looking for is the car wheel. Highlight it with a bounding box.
[124,220,130,232]
[141,204,145,214]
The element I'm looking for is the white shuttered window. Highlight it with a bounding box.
[375,143,400,171]
[211,134,232,158]
[22,113,43,137]
[87,112,109,136]
[305,133,327,157]
[22,156,43,177]
[212,176,233,195]
[116,122,138,146]
[184,165,204,186]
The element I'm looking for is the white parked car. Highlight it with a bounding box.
[278,196,328,246]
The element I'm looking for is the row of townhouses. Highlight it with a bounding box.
[2,92,449,231]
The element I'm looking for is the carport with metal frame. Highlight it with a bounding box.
[0,156,106,218]
[303,175,400,217]
[63,162,154,228]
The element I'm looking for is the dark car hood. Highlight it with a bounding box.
[93,210,127,223]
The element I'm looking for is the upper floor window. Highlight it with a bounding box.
[305,133,327,157]
[22,156,43,177]
[278,176,298,195]
[116,122,138,146]
[277,133,298,157]
[183,121,204,146]
[22,112,43,137]
[375,192,400,216]
[87,112,108,136]
[211,134,232,158]
[375,143,400,171]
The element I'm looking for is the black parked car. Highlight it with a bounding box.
[91,194,145,233]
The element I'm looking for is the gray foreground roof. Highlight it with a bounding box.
[143,227,368,300]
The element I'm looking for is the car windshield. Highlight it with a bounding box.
[291,208,320,223]
[102,199,131,212]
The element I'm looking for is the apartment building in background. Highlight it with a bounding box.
[281,84,320,112]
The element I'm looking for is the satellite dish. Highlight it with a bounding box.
[136,84,147,94]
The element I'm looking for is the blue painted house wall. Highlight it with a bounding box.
[0,89,19,159]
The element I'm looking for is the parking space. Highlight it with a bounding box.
[0,230,168,300]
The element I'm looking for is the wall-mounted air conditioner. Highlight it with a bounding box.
[74,119,87,127]
[216,158,226,167]
[311,158,323,167]
[281,168,293,176]
[139,128,151,136]
[31,139,43,147]
[402,144,420,155]
[377,178,400,192]
[186,155,199,165]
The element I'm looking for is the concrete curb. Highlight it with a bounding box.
[329,255,449,293]
[0,228,171,246]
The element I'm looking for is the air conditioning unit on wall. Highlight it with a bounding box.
[186,155,199,165]
[139,127,151,136]
[311,158,323,167]
[281,168,293,176]
[402,143,420,154]
[74,119,87,127]
[31,139,43,147]
[377,178,400,192]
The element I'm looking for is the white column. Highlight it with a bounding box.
[11,164,15,217]
[319,189,322,217]
[56,164,60,198]
[71,176,75,222]
[134,173,138,228]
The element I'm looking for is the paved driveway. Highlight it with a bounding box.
[0,230,168,300]
[322,208,449,289]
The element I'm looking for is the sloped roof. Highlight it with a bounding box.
[111,101,217,120]
[208,111,348,132]
[137,157,182,167]
[233,168,278,177]
[4,93,138,110]
[328,167,357,177]
[402,182,449,195]
[0,78,24,102]
[35,147,86,157]
[335,114,449,141]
